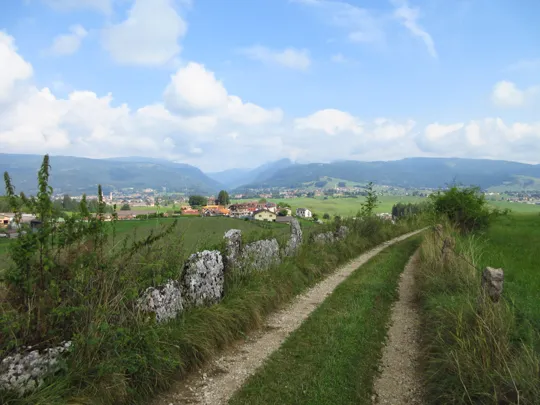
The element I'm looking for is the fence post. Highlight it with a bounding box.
[481,267,504,302]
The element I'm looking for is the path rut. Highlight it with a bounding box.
[150,229,424,405]
[372,251,424,405]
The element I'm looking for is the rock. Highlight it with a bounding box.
[137,280,183,322]
[313,232,335,244]
[481,267,504,302]
[223,229,242,271]
[182,250,224,308]
[0,341,72,395]
[284,218,303,256]
[335,226,349,240]
[241,239,280,271]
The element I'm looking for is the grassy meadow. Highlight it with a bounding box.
[416,213,540,404]
[230,236,422,405]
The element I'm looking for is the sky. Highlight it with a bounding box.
[0,0,539,172]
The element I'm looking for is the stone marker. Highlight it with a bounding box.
[481,267,504,302]
[182,250,224,307]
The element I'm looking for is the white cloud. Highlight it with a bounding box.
[3,31,540,171]
[491,80,539,107]
[41,0,112,14]
[392,0,437,58]
[0,32,33,102]
[425,122,464,140]
[240,46,311,70]
[46,25,88,55]
[164,62,283,125]
[295,109,363,135]
[102,0,187,66]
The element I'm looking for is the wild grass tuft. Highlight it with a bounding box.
[416,220,540,404]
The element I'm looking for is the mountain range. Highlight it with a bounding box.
[1,153,540,195]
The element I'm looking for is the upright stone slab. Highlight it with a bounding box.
[284,218,303,256]
[182,250,224,308]
[0,341,72,395]
[241,239,280,271]
[137,280,183,322]
[224,229,242,270]
[481,267,504,302]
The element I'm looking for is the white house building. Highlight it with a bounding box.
[296,208,312,218]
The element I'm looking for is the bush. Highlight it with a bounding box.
[430,185,502,233]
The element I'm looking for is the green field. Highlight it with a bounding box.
[478,214,540,326]
[0,217,296,271]
[230,236,421,405]
[417,214,540,403]
[487,199,540,213]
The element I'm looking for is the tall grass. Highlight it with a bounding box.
[1,213,422,405]
[416,223,540,404]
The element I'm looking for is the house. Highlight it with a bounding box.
[229,203,258,218]
[181,207,200,216]
[253,209,277,222]
[1,214,11,229]
[296,208,312,218]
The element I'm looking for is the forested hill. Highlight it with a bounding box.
[237,158,540,190]
[0,154,223,195]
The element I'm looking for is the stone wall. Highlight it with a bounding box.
[313,226,349,245]
[0,341,72,395]
[1,217,305,394]
[241,239,280,271]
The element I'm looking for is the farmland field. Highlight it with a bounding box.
[0,217,295,270]
[477,213,540,326]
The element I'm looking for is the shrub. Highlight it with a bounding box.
[430,185,502,233]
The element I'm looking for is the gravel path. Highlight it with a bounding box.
[150,229,424,405]
[372,250,424,405]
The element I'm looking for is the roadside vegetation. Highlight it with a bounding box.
[0,155,426,405]
[416,186,540,404]
[230,236,421,405]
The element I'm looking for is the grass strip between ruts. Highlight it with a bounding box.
[230,235,421,405]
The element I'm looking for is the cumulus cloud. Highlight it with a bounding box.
[102,0,187,66]
[164,62,283,125]
[491,80,538,107]
[392,0,437,58]
[294,109,363,135]
[46,25,88,55]
[240,46,311,70]
[0,32,33,102]
[3,31,540,171]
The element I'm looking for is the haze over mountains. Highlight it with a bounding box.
[2,153,540,195]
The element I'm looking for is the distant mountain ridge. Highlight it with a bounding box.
[236,157,540,190]
[207,158,294,189]
[0,154,223,195]
[2,154,540,195]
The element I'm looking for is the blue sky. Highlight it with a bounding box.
[1,0,539,171]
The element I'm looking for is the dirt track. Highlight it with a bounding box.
[150,229,424,405]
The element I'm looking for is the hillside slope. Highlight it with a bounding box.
[207,159,294,189]
[0,154,223,195]
[239,158,540,190]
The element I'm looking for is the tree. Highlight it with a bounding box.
[312,213,319,221]
[277,202,291,208]
[217,190,230,205]
[323,213,330,220]
[189,195,208,207]
[259,198,267,203]
[278,209,288,217]
[120,203,131,211]
[358,182,379,217]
